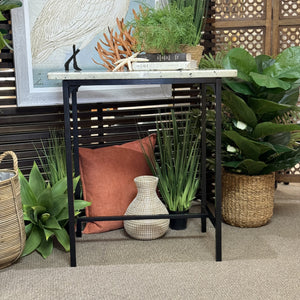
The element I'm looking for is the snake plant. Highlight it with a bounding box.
[145,110,201,211]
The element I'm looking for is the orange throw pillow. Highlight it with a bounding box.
[79,134,156,234]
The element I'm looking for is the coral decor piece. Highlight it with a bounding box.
[93,18,138,71]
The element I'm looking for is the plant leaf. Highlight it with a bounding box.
[18,169,38,206]
[222,47,258,82]
[37,186,53,209]
[25,223,33,236]
[56,207,69,222]
[222,89,257,128]
[255,54,274,73]
[252,122,300,139]
[0,1,22,12]
[36,237,53,259]
[224,130,274,160]
[43,228,54,241]
[44,216,62,230]
[32,205,47,223]
[248,97,295,116]
[263,46,300,79]
[28,162,46,197]
[74,199,91,211]
[51,177,68,198]
[250,72,291,90]
[49,194,68,217]
[22,225,42,257]
[53,228,70,252]
[223,159,267,175]
[261,147,300,174]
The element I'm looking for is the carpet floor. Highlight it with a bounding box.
[1,182,299,299]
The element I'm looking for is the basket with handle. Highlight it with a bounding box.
[0,151,26,269]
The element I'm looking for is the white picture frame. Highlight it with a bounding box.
[11,0,171,107]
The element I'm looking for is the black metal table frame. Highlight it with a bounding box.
[62,77,222,267]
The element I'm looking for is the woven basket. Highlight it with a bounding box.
[0,151,26,269]
[222,171,275,228]
[179,44,204,65]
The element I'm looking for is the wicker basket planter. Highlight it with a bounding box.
[179,44,204,65]
[222,171,275,228]
[0,151,26,269]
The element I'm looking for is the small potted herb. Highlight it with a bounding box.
[129,3,198,55]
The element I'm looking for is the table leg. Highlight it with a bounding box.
[215,78,222,261]
[63,81,77,267]
[201,83,207,233]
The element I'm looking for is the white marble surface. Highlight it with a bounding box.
[48,69,237,80]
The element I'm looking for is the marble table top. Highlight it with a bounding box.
[48,69,237,80]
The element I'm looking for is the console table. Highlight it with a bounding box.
[48,69,237,267]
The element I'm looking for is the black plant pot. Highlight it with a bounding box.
[168,209,189,230]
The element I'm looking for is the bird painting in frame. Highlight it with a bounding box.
[30,0,131,71]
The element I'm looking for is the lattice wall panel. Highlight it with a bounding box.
[276,164,300,183]
[214,27,265,56]
[279,25,300,50]
[280,0,300,18]
[215,0,267,20]
[214,0,300,56]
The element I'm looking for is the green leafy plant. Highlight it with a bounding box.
[145,110,201,211]
[0,0,22,50]
[170,0,209,45]
[129,3,198,54]
[19,162,90,258]
[220,47,300,175]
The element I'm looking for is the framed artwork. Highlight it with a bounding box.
[11,0,171,107]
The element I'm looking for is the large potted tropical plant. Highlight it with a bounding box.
[145,109,201,230]
[214,47,300,227]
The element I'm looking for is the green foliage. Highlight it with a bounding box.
[0,0,22,50]
[199,43,232,69]
[145,110,201,211]
[37,130,67,186]
[19,162,90,258]
[129,4,198,54]
[220,47,300,175]
[170,0,209,44]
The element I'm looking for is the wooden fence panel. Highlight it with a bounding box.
[214,0,300,56]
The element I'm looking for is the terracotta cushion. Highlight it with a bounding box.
[79,135,156,234]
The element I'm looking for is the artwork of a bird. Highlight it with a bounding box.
[31,0,130,70]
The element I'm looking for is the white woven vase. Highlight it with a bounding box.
[124,176,169,240]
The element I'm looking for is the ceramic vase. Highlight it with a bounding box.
[124,175,169,240]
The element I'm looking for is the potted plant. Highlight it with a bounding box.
[203,47,300,227]
[19,162,90,258]
[145,109,201,230]
[129,2,206,60]
[170,0,209,58]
